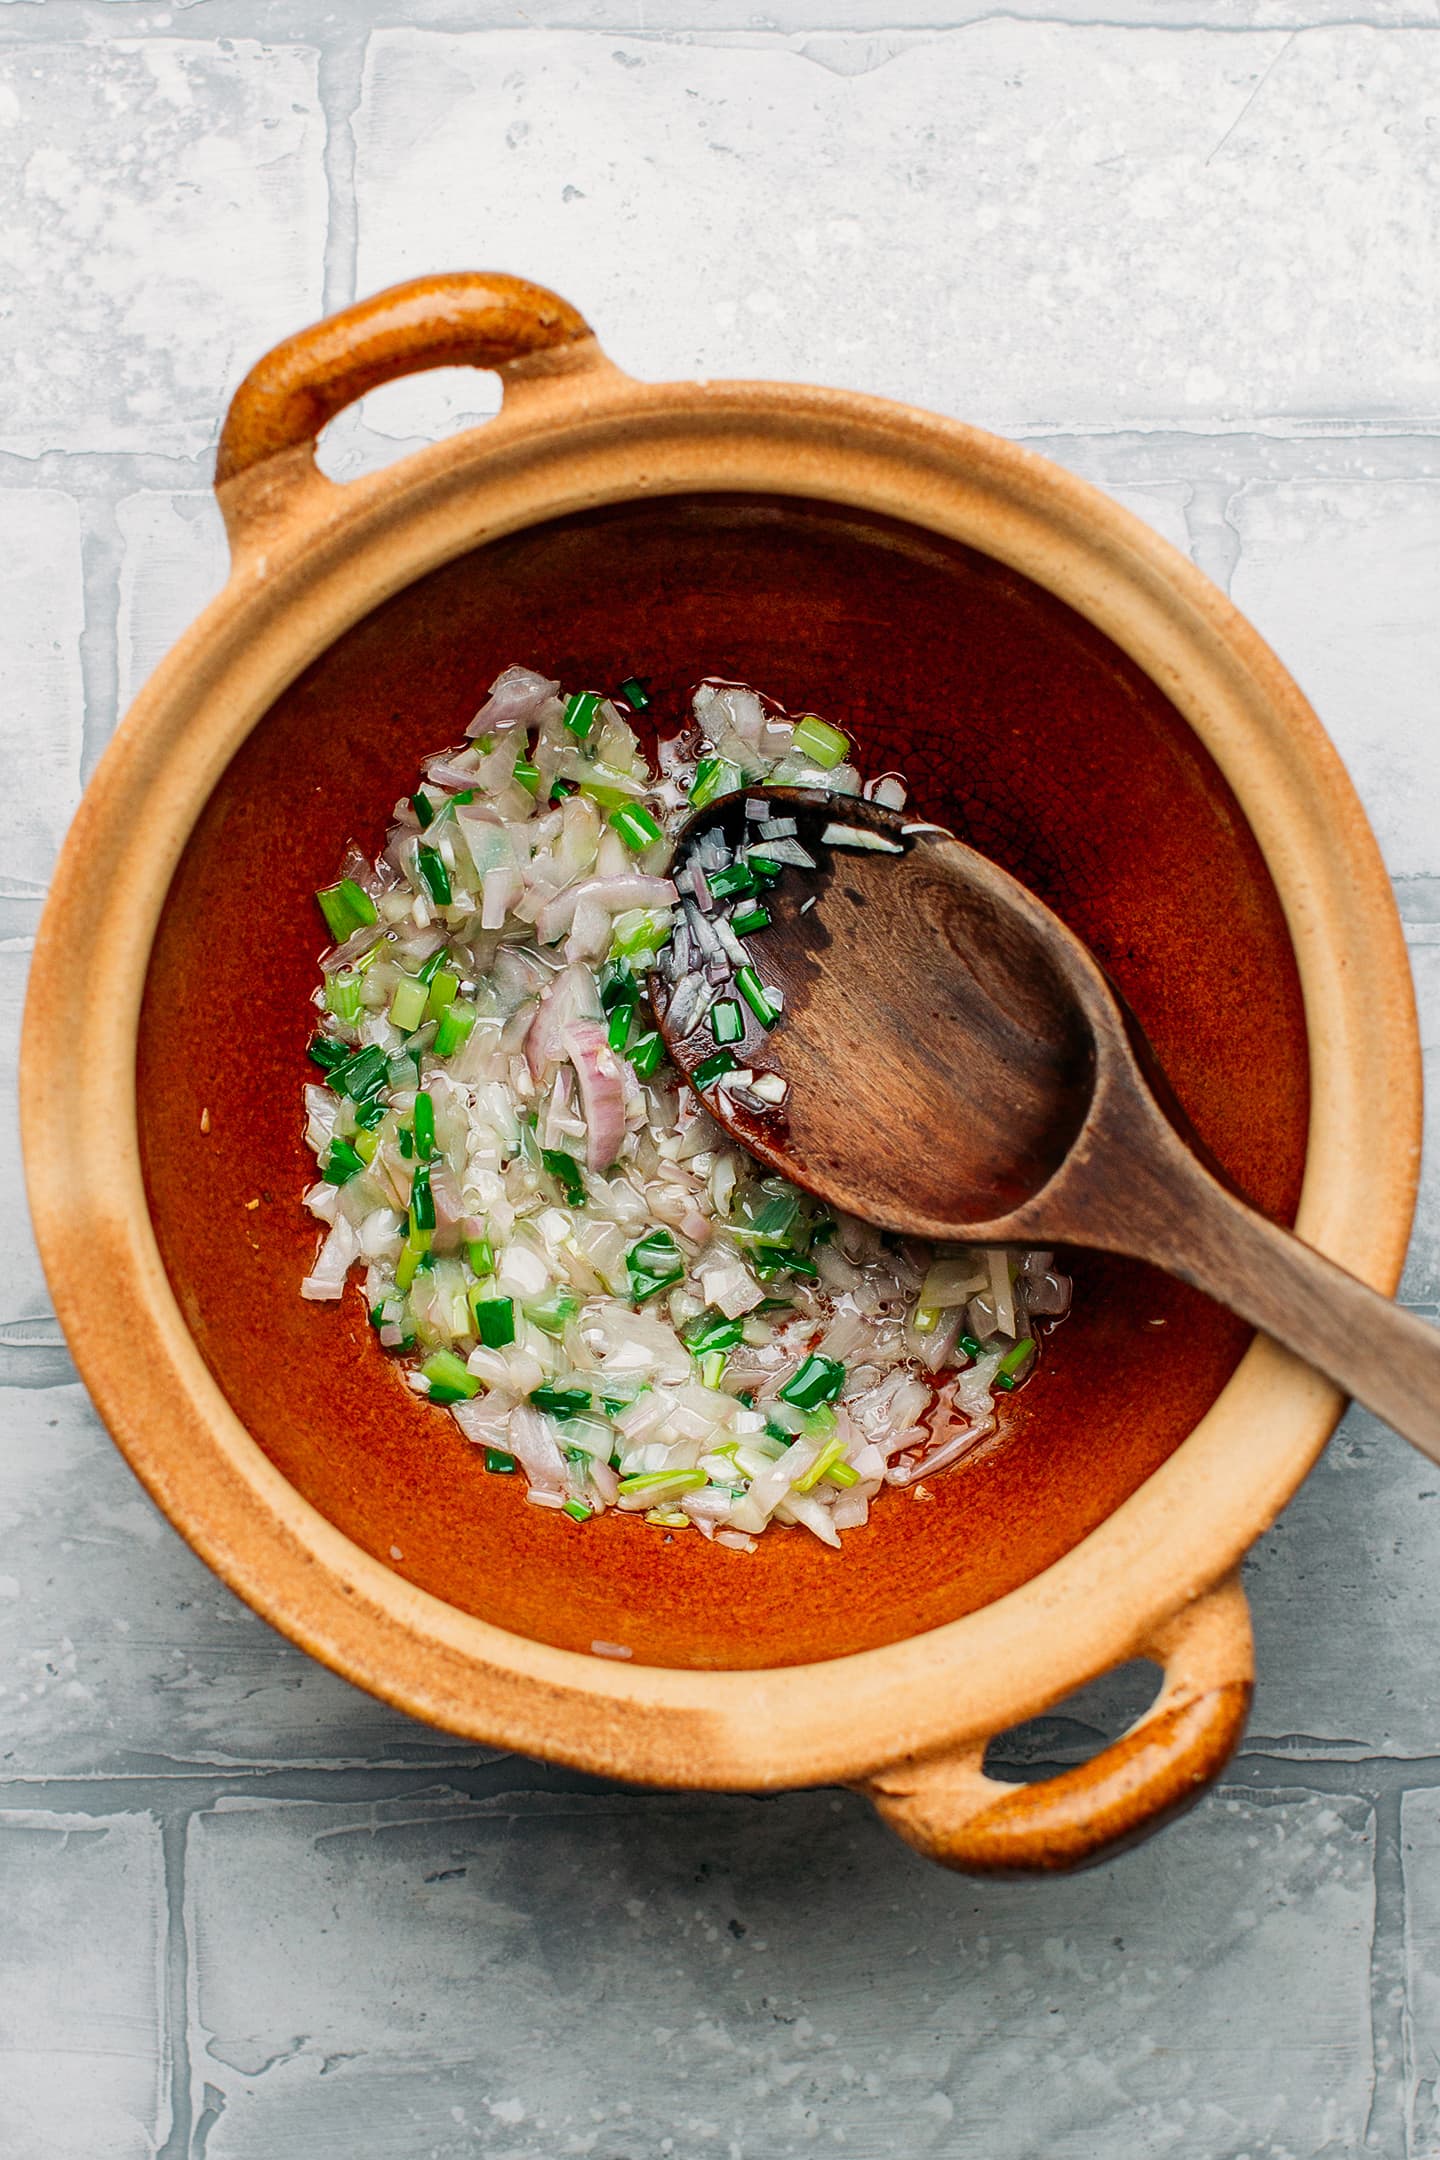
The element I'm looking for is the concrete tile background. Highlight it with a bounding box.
[1,3,1438,2153]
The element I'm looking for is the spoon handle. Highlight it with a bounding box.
[1117,1131,1440,1462]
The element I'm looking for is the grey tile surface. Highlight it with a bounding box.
[1,6,1438,2156]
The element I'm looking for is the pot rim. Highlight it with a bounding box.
[20,350,1421,1791]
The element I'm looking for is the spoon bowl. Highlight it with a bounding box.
[656,787,1440,1465]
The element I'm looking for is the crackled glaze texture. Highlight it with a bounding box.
[138,496,1308,1667]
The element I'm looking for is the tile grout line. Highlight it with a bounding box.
[157,1811,195,2160]
[11,1747,1440,1816]
[316,27,368,319]
[76,492,124,789]
[1366,1787,1410,2154]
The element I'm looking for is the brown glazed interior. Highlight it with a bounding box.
[138,494,1309,1670]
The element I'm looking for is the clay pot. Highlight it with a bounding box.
[21,274,1420,1873]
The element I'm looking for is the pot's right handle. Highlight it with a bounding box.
[214,271,603,556]
[860,1571,1252,1875]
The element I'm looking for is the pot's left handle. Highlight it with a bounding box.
[214,272,604,558]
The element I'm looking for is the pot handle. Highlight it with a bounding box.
[859,1571,1252,1875]
[214,271,599,547]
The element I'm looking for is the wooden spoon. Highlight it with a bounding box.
[651,787,1440,1464]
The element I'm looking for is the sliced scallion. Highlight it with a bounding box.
[627,1029,665,1078]
[564,690,602,739]
[412,1090,436,1160]
[316,877,378,943]
[513,758,541,796]
[791,714,849,769]
[690,756,741,810]
[421,1348,479,1402]
[735,965,779,1028]
[610,802,665,852]
[415,844,452,907]
[408,1161,436,1236]
[730,903,771,937]
[617,675,651,712]
[531,1383,592,1418]
[484,1448,515,1474]
[321,1137,365,1185]
[710,998,744,1046]
[470,1293,515,1347]
[389,975,428,1032]
[433,1001,476,1057]
[541,1148,586,1207]
[324,970,362,1023]
[779,1354,847,1411]
[693,1048,737,1089]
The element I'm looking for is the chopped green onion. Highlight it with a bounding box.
[779,1354,847,1411]
[912,1305,940,1336]
[683,1310,746,1356]
[470,1293,515,1347]
[531,1383,592,1419]
[627,1228,684,1304]
[611,909,670,960]
[735,967,778,1027]
[316,877,378,944]
[414,947,448,985]
[707,861,757,901]
[421,1348,480,1402]
[793,1434,849,1493]
[690,757,741,810]
[353,1129,378,1165]
[562,1499,591,1523]
[617,675,651,712]
[484,1448,515,1474]
[564,690,602,739]
[328,1042,390,1102]
[408,1160,436,1235]
[324,970,362,1023]
[321,1137,365,1185]
[617,1467,707,1498]
[425,967,459,1022]
[994,1338,1037,1391]
[610,802,664,852]
[398,1125,414,1160]
[433,1001,476,1058]
[549,778,577,803]
[754,1247,818,1282]
[541,1148,586,1207]
[791,714,849,768]
[412,1090,436,1160]
[693,1048,738,1089]
[389,975,428,1032]
[388,1050,421,1091]
[410,790,436,830]
[467,1237,495,1278]
[526,1287,580,1337]
[395,1234,425,1293]
[627,1029,665,1078]
[415,844,452,907]
[730,903,771,937]
[746,853,783,882]
[607,1002,635,1053]
[749,1193,801,1242]
[827,1461,861,1489]
[599,959,636,1012]
[698,1350,728,1389]
[710,998,744,1046]
[959,1332,984,1359]
[513,758,541,796]
[308,1033,351,1072]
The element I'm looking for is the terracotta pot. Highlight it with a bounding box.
[21,274,1421,1874]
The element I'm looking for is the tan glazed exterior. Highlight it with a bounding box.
[20,275,1422,1874]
